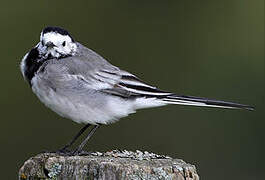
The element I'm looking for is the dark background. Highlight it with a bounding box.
[1,0,264,179]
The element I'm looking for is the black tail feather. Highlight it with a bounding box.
[162,95,254,111]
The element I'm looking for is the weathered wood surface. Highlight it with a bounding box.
[19,150,199,180]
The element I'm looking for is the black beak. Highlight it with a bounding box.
[46,41,56,48]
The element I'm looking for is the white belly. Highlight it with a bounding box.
[31,76,137,125]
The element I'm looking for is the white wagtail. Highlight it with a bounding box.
[20,26,253,155]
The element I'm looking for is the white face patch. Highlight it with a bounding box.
[39,32,77,58]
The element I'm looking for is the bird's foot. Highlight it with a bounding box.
[41,148,92,156]
[41,148,72,156]
[70,149,92,156]
[55,148,72,156]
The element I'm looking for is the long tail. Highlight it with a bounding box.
[108,73,254,110]
[159,94,254,110]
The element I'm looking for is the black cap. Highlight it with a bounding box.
[42,26,74,41]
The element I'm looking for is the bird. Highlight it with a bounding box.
[20,26,254,155]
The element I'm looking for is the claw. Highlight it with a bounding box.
[40,148,92,156]
[71,149,92,156]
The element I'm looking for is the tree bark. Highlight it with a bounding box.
[19,150,199,180]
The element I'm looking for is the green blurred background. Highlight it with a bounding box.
[1,0,264,179]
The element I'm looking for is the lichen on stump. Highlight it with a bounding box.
[19,150,199,180]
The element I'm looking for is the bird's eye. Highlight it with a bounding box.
[62,41,66,47]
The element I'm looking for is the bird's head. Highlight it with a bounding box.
[38,26,77,59]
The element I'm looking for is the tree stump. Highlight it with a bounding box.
[19,150,199,180]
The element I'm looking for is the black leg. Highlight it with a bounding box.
[74,125,100,154]
[59,124,90,151]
